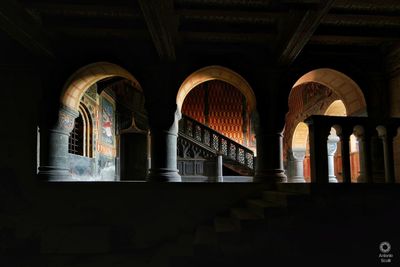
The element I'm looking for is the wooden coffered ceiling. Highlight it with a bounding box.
[1,0,400,64]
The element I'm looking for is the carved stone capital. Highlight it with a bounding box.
[289,148,306,161]
[55,106,79,133]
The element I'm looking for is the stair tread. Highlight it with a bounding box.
[214,216,238,233]
[263,190,299,196]
[194,225,217,245]
[247,199,286,208]
[276,183,311,194]
[231,207,262,220]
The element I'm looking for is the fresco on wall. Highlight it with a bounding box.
[101,96,115,145]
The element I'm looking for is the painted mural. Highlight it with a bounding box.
[101,96,115,145]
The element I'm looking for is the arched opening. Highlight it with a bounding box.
[39,62,148,181]
[285,68,367,183]
[68,103,93,158]
[176,66,257,182]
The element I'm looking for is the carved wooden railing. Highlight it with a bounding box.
[178,115,254,170]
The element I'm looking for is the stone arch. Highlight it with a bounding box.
[176,65,256,113]
[290,100,347,152]
[324,100,347,116]
[40,62,144,181]
[292,68,366,116]
[61,62,142,112]
[292,122,309,150]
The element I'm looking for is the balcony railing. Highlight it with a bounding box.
[178,115,254,170]
[305,115,400,183]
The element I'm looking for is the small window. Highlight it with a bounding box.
[69,113,84,155]
[68,103,93,157]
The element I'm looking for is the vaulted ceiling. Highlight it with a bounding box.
[1,0,400,65]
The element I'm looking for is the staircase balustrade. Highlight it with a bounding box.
[178,115,254,170]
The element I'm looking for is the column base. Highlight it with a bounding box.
[288,176,306,183]
[38,166,72,181]
[254,170,287,183]
[329,176,338,183]
[147,168,182,182]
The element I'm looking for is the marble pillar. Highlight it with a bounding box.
[327,134,340,183]
[288,148,306,183]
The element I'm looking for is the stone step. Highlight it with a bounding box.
[276,183,311,194]
[246,199,287,218]
[214,216,239,233]
[262,190,309,206]
[230,208,265,231]
[230,207,261,220]
[193,225,219,256]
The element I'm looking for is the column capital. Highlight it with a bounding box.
[289,148,306,160]
[55,105,80,134]
[327,134,340,155]
[376,125,396,140]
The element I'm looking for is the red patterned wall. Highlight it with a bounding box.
[181,85,205,124]
[182,80,250,145]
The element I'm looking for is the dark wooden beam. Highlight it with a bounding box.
[182,31,274,44]
[275,0,335,66]
[333,0,400,13]
[0,0,54,59]
[177,9,282,23]
[51,27,150,41]
[24,3,142,20]
[310,35,400,46]
[323,14,400,28]
[138,0,177,61]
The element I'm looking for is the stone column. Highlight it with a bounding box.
[353,126,372,183]
[337,129,352,183]
[217,154,223,182]
[377,125,395,183]
[147,114,181,182]
[38,106,79,181]
[370,134,386,182]
[254,131,287,183]
[327,134,340,183]
[306,117,331,183]
[288,148,306,183]
[144,63,182,182]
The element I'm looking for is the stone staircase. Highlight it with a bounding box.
[168,185,314,266]
[166,183,400,266]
